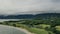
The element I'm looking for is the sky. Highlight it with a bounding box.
[0,0,60,15]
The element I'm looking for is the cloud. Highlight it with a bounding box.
[0,0,60,15]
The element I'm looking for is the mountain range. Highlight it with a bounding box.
[0,13,60,19]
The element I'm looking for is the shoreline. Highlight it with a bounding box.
[0,25,34,34]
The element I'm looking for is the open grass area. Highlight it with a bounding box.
[39,24,50,29]
[28,28,48,34]
[56,26,60,31]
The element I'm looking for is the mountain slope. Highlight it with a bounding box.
[0,13,60,19]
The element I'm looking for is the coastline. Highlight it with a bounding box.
[0,25,34,34]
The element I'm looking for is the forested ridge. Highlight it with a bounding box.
[0,13,60,19]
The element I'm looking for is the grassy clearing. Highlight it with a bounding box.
[28,28,48,34]
[56,26,60,31]
[39,24,50,29]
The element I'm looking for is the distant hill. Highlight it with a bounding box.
[0,14,34,19]
[35,13,60,19]
[0,13,60,19]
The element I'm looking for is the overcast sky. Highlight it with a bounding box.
[0,0,60,15]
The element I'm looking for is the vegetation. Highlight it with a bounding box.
[0,17,60,34]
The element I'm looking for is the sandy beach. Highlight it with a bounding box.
[0,25,34,34]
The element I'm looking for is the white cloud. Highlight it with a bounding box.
[0,0,60,15]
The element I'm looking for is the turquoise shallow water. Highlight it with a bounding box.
[0,25,26,34]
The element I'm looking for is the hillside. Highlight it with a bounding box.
[0,13,60,19]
